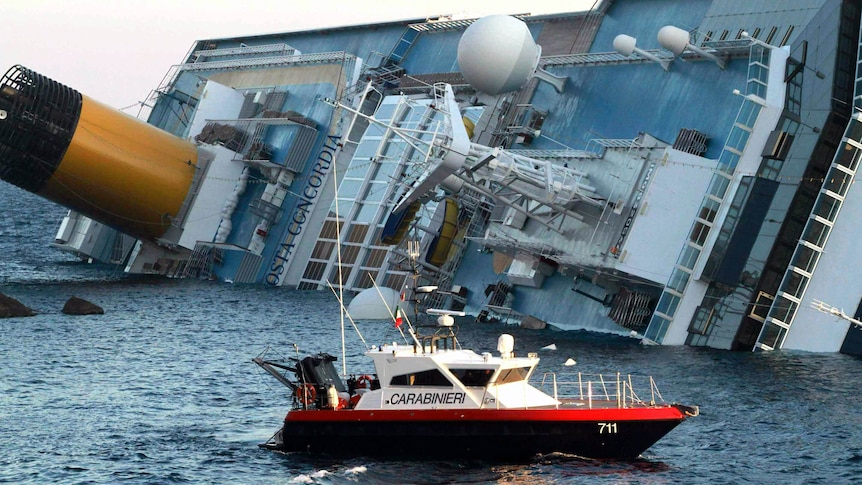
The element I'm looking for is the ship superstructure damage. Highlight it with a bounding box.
[2,0,862,354]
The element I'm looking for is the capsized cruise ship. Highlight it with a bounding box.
[2,0,862,355]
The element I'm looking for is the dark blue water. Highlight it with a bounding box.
[2,183,862,484]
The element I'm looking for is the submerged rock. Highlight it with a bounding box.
[62,297,104,315]
[0,294,36,318]
[520,315,547,330]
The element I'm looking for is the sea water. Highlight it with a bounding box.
[2,185,861,484]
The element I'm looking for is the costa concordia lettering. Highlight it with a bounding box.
[266,135,341,286]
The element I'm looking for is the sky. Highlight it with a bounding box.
[1,0,595,111]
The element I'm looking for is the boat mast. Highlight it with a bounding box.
[330,116,347,377]
[404,239,427,347]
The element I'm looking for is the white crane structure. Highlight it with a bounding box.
[331,82,605,235]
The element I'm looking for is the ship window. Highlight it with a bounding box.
[824,166,853,197]
[354,269,377,289]
[353,141,378,158]
[497,367,530,384]
[383,273,407,291]
[339,178,363,199]
[449,368,495,387]
[749,291,774,322]
[302,261,327,281]
[319,220,343,239]
[341,244,361,264]
[375,103,397,121]
[390,369,452,387]
[689,221,710,246]
[836,143,862,171]
[363,248,388,268]
[347,224,369,243]
[327,265,352,284]
[698,201,718,223]
[310,240,334,260]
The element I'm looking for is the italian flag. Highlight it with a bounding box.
[395,306,404,328]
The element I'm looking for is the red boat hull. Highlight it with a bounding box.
[269,405,691,459]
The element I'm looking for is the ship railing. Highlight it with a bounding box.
[539,372,665,409]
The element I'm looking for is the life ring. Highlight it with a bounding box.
[356,374,373,389]
[295,383,316,406]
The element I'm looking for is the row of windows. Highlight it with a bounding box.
[308,241,389,269]
[297,96,448,291]
[702,25,792,47]
[645,57,768,343]
[759,119,862,349]
[389,367,530,388]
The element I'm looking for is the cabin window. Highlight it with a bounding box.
[390,369,452,387]
[497,367,531,384]
[449,368,495,387]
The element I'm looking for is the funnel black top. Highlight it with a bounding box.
[0,65,82,193]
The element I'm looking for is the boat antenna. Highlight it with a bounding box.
[326,280,370,350]
[402,239,425,348]
[330,129,347,377]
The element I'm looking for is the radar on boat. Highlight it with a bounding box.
[427,308,465,327]
[437,315,455,327]
[426,308,467,316]
[497,333,515,359]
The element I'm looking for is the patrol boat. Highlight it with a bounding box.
[253,293,698,460]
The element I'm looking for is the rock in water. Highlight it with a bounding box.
[62,297,104,315]
[0,294,36,318]
[520,315,547,330]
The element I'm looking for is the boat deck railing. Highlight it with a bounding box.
[538,372,665,409]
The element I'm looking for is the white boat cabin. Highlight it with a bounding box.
[353,329,559,410]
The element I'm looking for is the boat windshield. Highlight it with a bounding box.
[390,368,453,387]
[448,368,495,387]
[496,367,531,384]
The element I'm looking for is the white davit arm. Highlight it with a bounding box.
[811,299,862,328]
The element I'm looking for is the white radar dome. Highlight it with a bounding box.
[347,286,400,320]
[497,333,515,358]
[457,15,540,95]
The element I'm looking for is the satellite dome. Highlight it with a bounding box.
[457,15,540,95]
[347,286,400,320]
[657,25,691,56]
